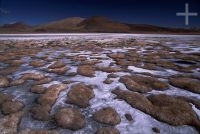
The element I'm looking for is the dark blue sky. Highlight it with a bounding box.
[0,0,200,28]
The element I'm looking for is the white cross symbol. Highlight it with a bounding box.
[176,3,198,25]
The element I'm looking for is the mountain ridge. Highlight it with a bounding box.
[0,16,199,34]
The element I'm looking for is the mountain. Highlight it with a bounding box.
[34,16,130,32]
[0,16,199,34]
[77,16,130,32]
[0,22,33,33]
[35,17,85,32]
[128,24,193,33]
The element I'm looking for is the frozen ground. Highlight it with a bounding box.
[0,33,200,134]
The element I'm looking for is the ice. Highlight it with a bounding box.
[192,104,200,118]
[96,59,114,67]
[91,38,120,43]
[20,115,55,130]
[165,69,179,74]
[14,70,42,75]
[149,85,200,100]
[21,56,32,62]
[128,66,179,76]
[137,47,147,53]
[13,70,45,79]
[114,72,130,77]
[183,47,200,53]
[128,66,160,74]
[40,61,55,69]
[70,71,108,87]
[67,51,92,56]
[1,33,200,41]
[105,48,129,53]
[163,41,200,53]
[145,40,160,44]
[115,101,198,134]
[69,69,199,133]
[42,81,61,88]
[68,66,77,73]
[91,93,198,134]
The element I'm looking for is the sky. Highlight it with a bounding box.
[0,0,200,28]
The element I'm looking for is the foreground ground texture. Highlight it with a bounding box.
[0,34,200,134]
